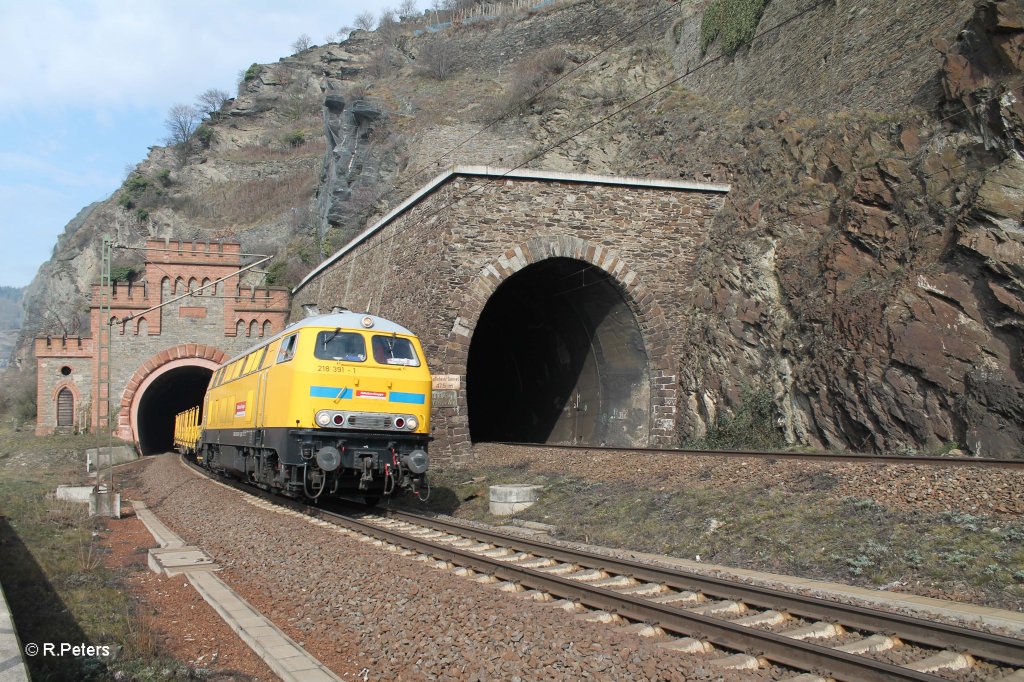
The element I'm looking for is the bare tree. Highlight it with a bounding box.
[429,0,461,23]
[399,0,419,19]
[196,88,230,117]
[419,35,457,80]
[378,8,403,48]
[354,11,375,31]
[366,44,399,78]
[338,25,354,40]
[164,104,200,164]
[291,33,312,53]
[165,104,200,146]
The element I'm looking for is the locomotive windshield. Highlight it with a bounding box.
[371,335,420,366]
[314,330,366,362]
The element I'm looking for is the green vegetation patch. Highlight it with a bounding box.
[686,386,787,451]
[117,173,164,216]
[242,63,262,82]
[700,0,769,55]
[402,463,1024,610]
[0,431,199,680]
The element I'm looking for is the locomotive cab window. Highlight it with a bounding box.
[277,333,298,363]
[315,330,366,362]
[243,347,266,375]
[371,335,420,366]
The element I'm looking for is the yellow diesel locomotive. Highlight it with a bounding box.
[176,309,431,503]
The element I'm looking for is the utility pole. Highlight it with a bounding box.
[93,235,119,517]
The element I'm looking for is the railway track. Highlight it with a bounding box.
[492,441,1024,469]
[183,456,1024,682]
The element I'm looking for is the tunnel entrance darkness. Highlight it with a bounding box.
[135,364,212,455]
[467,257,650,446]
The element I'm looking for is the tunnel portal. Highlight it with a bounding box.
[135,364,212,455]
[466,257,650,446]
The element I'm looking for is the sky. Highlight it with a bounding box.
[0,0,402,288]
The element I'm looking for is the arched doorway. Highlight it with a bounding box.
[56,388,74,427]
[466,257,650,446]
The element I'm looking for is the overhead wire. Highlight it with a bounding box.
[315,0,683,268]
[303,0,837,275]
[382,0,682,200]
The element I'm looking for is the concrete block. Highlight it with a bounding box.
[89,491,121,518]
[86,446,137,473]
[489,484,541,515]
[55,485,94,503]
[148,546,218,576]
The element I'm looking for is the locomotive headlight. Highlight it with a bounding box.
[406,417,418,431]
[315,411,332,427]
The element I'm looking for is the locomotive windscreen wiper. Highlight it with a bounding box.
[322,327,341,350]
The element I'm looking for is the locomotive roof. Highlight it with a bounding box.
[219,312,416,366]
[288,311,415,336]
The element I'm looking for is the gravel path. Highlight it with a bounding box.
[135,454,782,681]
[103,504,276,680]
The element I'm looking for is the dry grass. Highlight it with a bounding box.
[400,463,1024,611]
[173,171,318,230]
[222,138,324,162]
[0,427,203,679]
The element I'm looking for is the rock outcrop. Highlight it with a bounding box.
[656,0,1024,455]
[16,0,1024,455]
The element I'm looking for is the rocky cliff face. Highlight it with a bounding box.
[17,50,331,350]
[646,0,1024,455]
[18,0,1024,455]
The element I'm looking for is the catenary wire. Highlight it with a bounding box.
[300,0,841,281]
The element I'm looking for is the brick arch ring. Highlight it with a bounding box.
[51,379,83,405]
[445,235,677,448]
[114,344,228,445]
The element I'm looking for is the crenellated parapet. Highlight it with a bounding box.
[34,240,292,441]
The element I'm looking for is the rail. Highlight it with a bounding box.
[492,441,1024,469]
[182,456,1024,681]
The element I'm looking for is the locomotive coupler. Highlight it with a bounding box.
[358,455,375,490]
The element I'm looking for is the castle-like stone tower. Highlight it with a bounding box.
[35,240,290,453]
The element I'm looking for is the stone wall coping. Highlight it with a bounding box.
[293,166,731,293]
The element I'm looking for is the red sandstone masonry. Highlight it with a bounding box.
[35,241,289,440]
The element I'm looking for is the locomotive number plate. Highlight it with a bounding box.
[316,364,356,373]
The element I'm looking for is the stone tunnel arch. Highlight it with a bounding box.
[453,237,675,449]
[116,344,227,454]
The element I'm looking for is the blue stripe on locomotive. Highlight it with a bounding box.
[389,391,426,404]
[310,386,354,399]
[309,386,424,404]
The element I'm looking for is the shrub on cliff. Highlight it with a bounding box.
[490,47,570,116]
[700,0,768,56]
[688,386,786,451]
